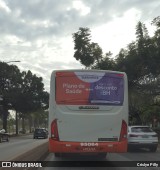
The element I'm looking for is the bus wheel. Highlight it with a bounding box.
[150,146,157,152]
[6,137,9,142]
[98,153,107,159]
[0,137,2,143]
[55,153,61,157]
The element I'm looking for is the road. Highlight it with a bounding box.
[0,135,159,169]
[39,148,160,170]
[0,134,48,161]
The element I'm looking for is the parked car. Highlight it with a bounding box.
[128,125,158,152]
[0,129,9,143]
[33,128,48,139]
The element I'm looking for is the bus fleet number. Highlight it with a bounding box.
[80,143,98,147]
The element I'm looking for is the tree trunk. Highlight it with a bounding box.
[29,116,32,133]
[2,108,8,132]
[22,116,25,134]
[15,111,18,135]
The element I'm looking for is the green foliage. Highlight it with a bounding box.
[73,27,94,67]
[72,16,160,125]
[72,27,103,68]
[141,105,160,126]
[92,51,115,70]
[152,16,160,39]
[31,110,48,128]
[0,62,22,130]
[0,62,49,131]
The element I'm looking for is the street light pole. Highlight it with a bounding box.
[6,61,20,64]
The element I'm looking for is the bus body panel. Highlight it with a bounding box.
[53,106,125,142]
[49,70,128,153]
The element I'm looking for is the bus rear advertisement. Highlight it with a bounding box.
[49,70,128,157]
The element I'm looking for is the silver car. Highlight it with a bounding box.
[128,126,158,152]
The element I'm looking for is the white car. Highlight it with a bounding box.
[128,126,158,152]
[0,129,5,133]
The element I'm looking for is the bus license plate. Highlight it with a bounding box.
[83,148,96,151]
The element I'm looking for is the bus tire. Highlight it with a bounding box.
[98,153,107,159]
[0,137,2,143]
[55,153,61,157]
[150,146,157,152]
[6,136,9,142]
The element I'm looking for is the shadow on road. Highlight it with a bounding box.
[55,153,107,161]
[128,148,155,153]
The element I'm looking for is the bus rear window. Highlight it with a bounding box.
[56,71,124,105]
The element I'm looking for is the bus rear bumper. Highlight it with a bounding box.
[49,138,127,153]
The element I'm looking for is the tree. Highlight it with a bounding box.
[31,110,48,129]
[72,27,104,68]
[152,16,160,38]
[0,62,49,133]
[0,62,22,131]
[90,42,103,67]
[10,70,49,133]
[92,51,115,70]
[73,27,94,68]
[151,16,160,75]
[72,18,160,125]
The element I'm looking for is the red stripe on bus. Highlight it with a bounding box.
[49,139,128,153]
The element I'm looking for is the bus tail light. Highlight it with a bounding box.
[51,119,59,140]
[120,120,127,141]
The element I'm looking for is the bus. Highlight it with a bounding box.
[49,70,128,157]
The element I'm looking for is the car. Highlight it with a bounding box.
[0,129,9,142]
[128,125,158,152]
[33,128,48,139]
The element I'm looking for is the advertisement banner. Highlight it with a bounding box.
[56,72,124,105]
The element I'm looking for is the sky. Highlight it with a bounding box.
[0,0,159,91]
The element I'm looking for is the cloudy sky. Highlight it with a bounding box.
[0,0,159,91]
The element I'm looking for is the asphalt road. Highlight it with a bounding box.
[0,134,48,161]
[39,147,160,170]
[0,135,159,170]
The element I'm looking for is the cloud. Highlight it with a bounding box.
[0,0,160,91]
[1,0,160,41]
[0,0,11,13]
[18,60,82,91]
